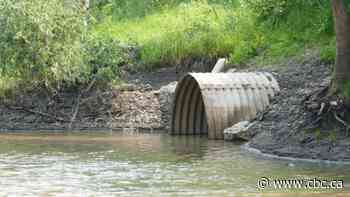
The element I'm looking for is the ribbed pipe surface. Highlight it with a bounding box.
[171,72,280,139]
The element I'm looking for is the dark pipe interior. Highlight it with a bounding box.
[171,75,208,136]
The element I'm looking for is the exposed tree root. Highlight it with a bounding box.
[305,86,350,137]
[333,111,350,136]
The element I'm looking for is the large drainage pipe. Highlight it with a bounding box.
[171,72,280,140]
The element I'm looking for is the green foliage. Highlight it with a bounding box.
[0,0,128,94]
[328,131,337,143]
[86,36,125,83]
[315,128,322,144]
[227,9,262,64]
[320,39,336,63]
[0,0,339,94]
[93,1,259,69]
[0,75,19,97]
[92,0,335,68]
[0,0,89,89]
[342,81,350,98]
[243,0,333,31]
[243,0,290,23]
[242,0,334,63]
[96,0,238,21]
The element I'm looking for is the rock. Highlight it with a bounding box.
[226,68,237,73]
[143,83,153,91]
[110,88,162,130]
[306,103,319,110]
[159,81,177,95]
[224,121,254,141]
[330,101,338,106]
[159,82,178,131]
[288,163,296,167]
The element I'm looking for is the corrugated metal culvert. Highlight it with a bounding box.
[171,72,280,140]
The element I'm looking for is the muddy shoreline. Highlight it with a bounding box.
[1,54,350,161]
[0,87,164,131]
[0,60,212,133]
[243,143,350,165]
[246,53,350,162]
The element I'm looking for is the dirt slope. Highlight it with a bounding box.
[247,55,350,161]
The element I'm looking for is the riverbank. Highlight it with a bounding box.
[1,51,350,162]
[0,83,164,132]
[0,58,212,132]
[245,52,350,162]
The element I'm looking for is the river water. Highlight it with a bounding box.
[0,132,349,196]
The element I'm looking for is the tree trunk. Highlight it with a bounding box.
[331,0,350,94]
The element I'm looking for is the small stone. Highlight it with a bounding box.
[143,84,153,91]
[307,103,319,110]
[330,101,338,106]
[153,90,160,96]
[224,121,254,141]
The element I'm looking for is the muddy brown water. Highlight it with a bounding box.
[0,132,349,196]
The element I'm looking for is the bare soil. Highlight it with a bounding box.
[0,85,163,132]
[1,53,350,161]
[247,53,350,161]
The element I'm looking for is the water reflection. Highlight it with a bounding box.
[0,132,348,196]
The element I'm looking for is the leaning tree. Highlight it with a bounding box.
[331,0,350,94]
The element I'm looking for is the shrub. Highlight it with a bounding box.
[86,36,126,84]
[243,0,332,30]
[243,0,290,23]
[0,0,89,89]
[240,0,334,63]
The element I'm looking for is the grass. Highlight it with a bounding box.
[92,1,260,70]
[92,0,336,70]
[0,0,338,95]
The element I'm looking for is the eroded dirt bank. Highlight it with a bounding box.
[246,54,350,161]
[1,54,350,161]
[0,59,215,132]
[0,85,164,131]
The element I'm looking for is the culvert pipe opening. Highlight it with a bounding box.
[171,72,280,140]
